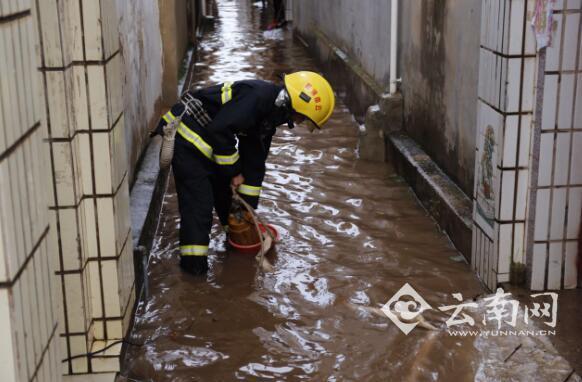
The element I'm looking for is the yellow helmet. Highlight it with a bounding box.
[284,71,335,129]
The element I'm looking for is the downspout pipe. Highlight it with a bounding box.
[390,0,399,95]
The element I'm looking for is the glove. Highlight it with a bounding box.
[179,256,209,275]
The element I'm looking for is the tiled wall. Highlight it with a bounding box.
[473,0,581,290]
[531,0,581,290]
[0,0,61,381]
[35,0,134,378]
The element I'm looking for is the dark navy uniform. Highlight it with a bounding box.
[155,80,290,273]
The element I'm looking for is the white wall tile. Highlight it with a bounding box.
[0,22,7,152]
[0,160,18,282]
[547,242,563,289]
[575,74,582,128]
[105,53,123,127]
[503,116,518,168]
[69,335,88,374]
[538,133,554,187]
[524,0,537,55]
[558,74,575,130]
[78,133,93,195]
[471,226,479,272]
[562,13,580,71]
[100,0,120,59]
[8,156,26,267]
[17,18,35,130]
[572,141,582,203]
[1,24,22,147]
[16,149,32,256]
[86,262,103,323]
[564,241,578,289]
[80,199,98,259]
[0,289,19,382]
[566,187,581,239]
[498,223,512,273]
[81,0,103,61]
[64,273,86,333]
[58,209,81,271]
[71,66,89,132]
[512,222,525,263]
[87,66,108,130]
[550,188,567,240]
[63,0,84,62]
[518,115,532,167]
[106,320,123,339]
[516,169,529,220]
[102,260,121,317]
[508,0,525,55]
[114,179,131,254]
[534,188,550,240]
[93,132,112,194]
[52,142,77,206]
[521,57,535,112]
[553,132,570,186]
[500,170,516,220]
[546,14,562,72]
[111,119,127,191]
[542,75,558,130]
[91,356,119,373]
[96,198,116,257]
[37,0,63,67]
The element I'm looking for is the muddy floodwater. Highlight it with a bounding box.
[121,1,578,381]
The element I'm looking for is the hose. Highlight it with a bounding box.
[159,119,178,170]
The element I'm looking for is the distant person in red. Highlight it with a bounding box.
[267,0,286,30]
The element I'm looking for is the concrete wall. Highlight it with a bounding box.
[293,0,391,88]
[293,0,480,196]
[117,0,164,183]
[399,0,481,196]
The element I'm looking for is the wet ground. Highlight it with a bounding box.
[121,1,580,381]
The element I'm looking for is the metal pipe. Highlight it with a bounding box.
[390,0,399,94]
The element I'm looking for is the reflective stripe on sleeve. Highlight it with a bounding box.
[180,245,209,256]
[214,152,240,165]
[221,82,233,104]
[237,184,262,197]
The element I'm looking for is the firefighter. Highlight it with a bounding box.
[154,71,335,275]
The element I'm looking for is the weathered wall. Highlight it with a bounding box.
[399,0,481,195]
[293,0,480,195]
[117,0,164,183]
[293,0,391,88]
[159,0,192,105]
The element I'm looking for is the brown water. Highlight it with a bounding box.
[121,1,578,381]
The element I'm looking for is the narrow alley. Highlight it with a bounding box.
[119,2,577,381]
[1,0,581,381]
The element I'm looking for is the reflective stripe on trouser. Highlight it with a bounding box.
[237,184,262,197]
[172,137,232,257]
[221,82,233,104]
[180,245,208,256]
